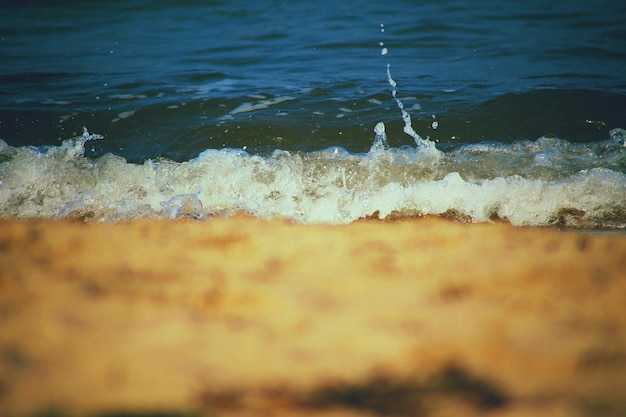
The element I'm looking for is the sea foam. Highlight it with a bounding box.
[0,129,624,228]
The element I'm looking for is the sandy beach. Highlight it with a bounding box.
[1,217,625,417]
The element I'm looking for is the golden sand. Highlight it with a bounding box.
[1,217,625,416]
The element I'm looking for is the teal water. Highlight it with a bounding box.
[1,0,625,226]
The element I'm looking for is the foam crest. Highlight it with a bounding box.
[0,136,624,228]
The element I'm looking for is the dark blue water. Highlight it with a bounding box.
[1,0,625,226]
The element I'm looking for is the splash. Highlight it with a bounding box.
[377,24,442,158]
[50,127,104,160]
[370,122,389,152]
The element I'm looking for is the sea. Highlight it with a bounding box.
[1,0,625,228]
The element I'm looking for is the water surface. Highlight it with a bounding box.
[1,0,625,226]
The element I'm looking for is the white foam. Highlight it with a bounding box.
[0,135,624,228]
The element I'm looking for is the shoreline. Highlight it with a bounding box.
[1,217,625,416]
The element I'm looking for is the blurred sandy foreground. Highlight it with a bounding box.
[0,217,625,417]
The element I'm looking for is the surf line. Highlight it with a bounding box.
[375,24,440,156]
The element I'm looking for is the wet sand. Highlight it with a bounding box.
[1,217,625,417]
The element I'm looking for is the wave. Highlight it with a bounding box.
[1,127,624,228]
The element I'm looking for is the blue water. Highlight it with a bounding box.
[1,0,625,226]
